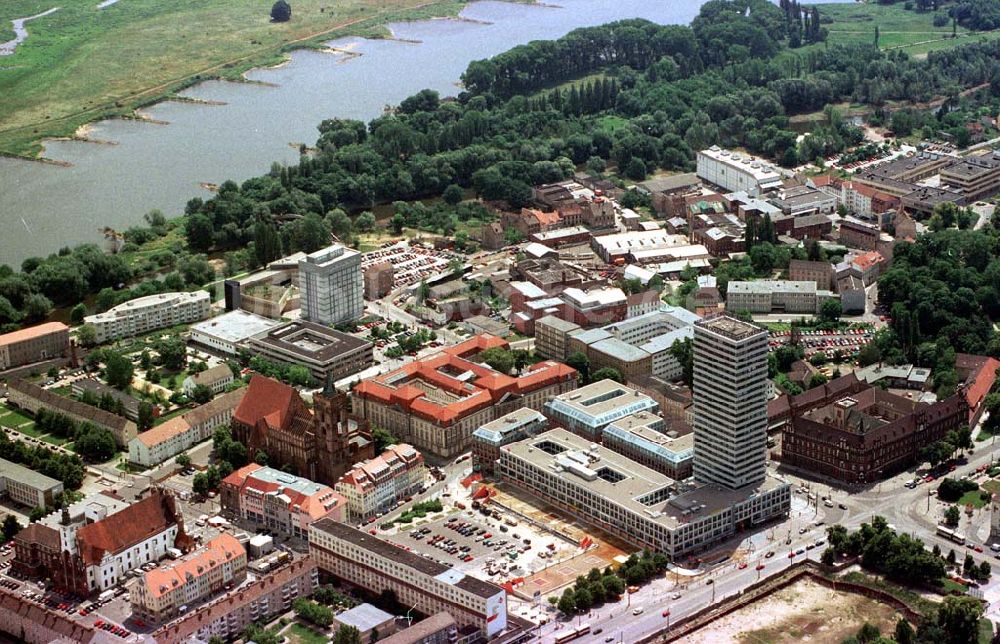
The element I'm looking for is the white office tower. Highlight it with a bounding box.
[299,244,363,326]
[692,315,769,489]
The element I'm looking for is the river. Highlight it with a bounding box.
[0,0,838,267]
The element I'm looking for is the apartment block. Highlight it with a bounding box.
[0,458,64,508]
[939,153,1000,202]
[84,291,211,344]
[151,558,319,644]
[335,444,426,520]
[299,244,364,326]
[0,322,70,371]
[182,364,234,396]
[309,520,508,639]
[131,533,247,623]
[7,378,137,447]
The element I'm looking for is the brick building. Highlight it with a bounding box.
[231,375,373,487]
[0,322,70,371]
[364,262,394,299]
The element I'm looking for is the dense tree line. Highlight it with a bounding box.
[950,0,1000,30]
[0,430,85,489]
[33,408,117,462]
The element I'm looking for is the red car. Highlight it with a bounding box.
[662,609,671,618]
[738,562,748,570]
[756,563,765,571]
[974,545,984,553]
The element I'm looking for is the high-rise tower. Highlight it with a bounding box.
[692,315,769,489]
[299,244,363,326]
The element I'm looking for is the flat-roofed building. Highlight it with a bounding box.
[472,409,549,474]
[364,261,395,299]
[333,604,397,642]
[561,287,627,327]
[544,379,658,442]
[939,153,1000,202]
[309,520,508,639]
[335,444,426,520]
[379,612,459,644]
[189,310,280,356]
[590,230,694,264]
[131,533,247,624]
[248,320,373,383]
[0,322,70,371]
[498,428,790,558]
[726,280,833,314]
[0,458,64,508]
[534,315,582,360]
[768,185,837,217]
[299,244,364,326]
[221,464,347,538]
[900,185,966,216]
[601,412,694,479]
[150,558,319,644]
[352,335,576,458]
[128,388,246,467]
[7,378,137,447]
[84,291,211,344]
[697,146,782,195]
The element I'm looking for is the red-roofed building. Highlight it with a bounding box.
[231,375,373,486]
[335,444,426,520]
[220,464,347,538]
[956,354,1000,427]
[842,181,899,219]
[352,335,577,457]
[12,489,188,597]
[850,250,887,286]
[0,322,70,371]
[131,533,247,623]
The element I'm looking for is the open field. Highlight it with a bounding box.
[0,0,476,158]
[820,2,1000,56]
[676,578,907,644]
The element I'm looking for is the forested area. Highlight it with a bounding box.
[1,1,999,329]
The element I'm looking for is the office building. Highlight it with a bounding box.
[601,412,694,479]
[151,558,319,644]
[309,520,508,639]
[472,409,549,475]
[939,152,1000,202]
[497,428,789,559]
[231,375,373,486]
[726,280,833,315]
[335,444,425,520]
[84,291,211,344]
[6,379,137,447]
[561,287,627,326]
[544,379,659,442]
[129,389,245,467]
[131,533,247,624]
[189,310,280,356]
[697,146,783,195]
[0,322,70,371]
[692,316,769,489]
[247,320,373,383]
[299,244,364,326]
[220,464,347,538]
[352,335,576,458]
[0,458,63,508]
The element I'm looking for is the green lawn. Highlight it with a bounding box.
[817,2,992,56]
[285,623,329,644]
[939,577,967,594]
[983,479,1000,496]
[980,618,995,644]
[957,489,990,509]
[0,0,472,158]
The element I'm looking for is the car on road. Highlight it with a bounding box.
[798,527,808,534]
[795,548,805,555]
[738,562,748,569]
[765,551,775,558]
[705,579,713,585]
[838,503,848,510]
[756,563,765,571]
[671,592,682,600]
[633,607,644,615]
[662,609,671,617]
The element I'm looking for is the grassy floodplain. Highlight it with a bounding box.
[0,0,471,158]
[819,2,1000,56]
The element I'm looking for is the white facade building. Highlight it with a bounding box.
[189,310,279,356]
[335,444,426,520]
[697,146,783,196]
[85,291,211,344]
[299,244,363,326]
[692,316,769,489]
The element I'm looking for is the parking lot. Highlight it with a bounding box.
[389,509,575,583]
[769,327,874,358]
[361,241,461,291]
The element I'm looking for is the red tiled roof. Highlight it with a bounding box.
[221,462,264,488]
[233,375,300,430]
[851,251,885,271]
[143,533,245,598]
[0,322,68,347]
[354,335,576,426]
[958,354,999,414]
[76,490,182,566]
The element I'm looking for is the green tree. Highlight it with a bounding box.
[944,505,960,527]
[23,293,53,322]
[2,515,21,541]
[190,384,214,405]
[479,347,515,375]
[893,618,914,644]
[156,336,187,371]
[270,0,291,22]
[137,402,155,432]
[856,623,880,644]
[819,298,842,324]
[176,453,192,468]
[389,213,405,235]
[566,351,590,383]
[591,367,624,384]
[104,352,134,390]
[557,589,576,614]
[669,337,694,387]
[356,211,376,233]
[70,303,87,324]
[192,473,210,496]
[73,426,117,462]
[29,506,46,523]
[327,209,353,239]
[443,184,464,205]
[185,213,215,252]
[935,596,983,644]
[372,428,398,453]
[333,625,362,644]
